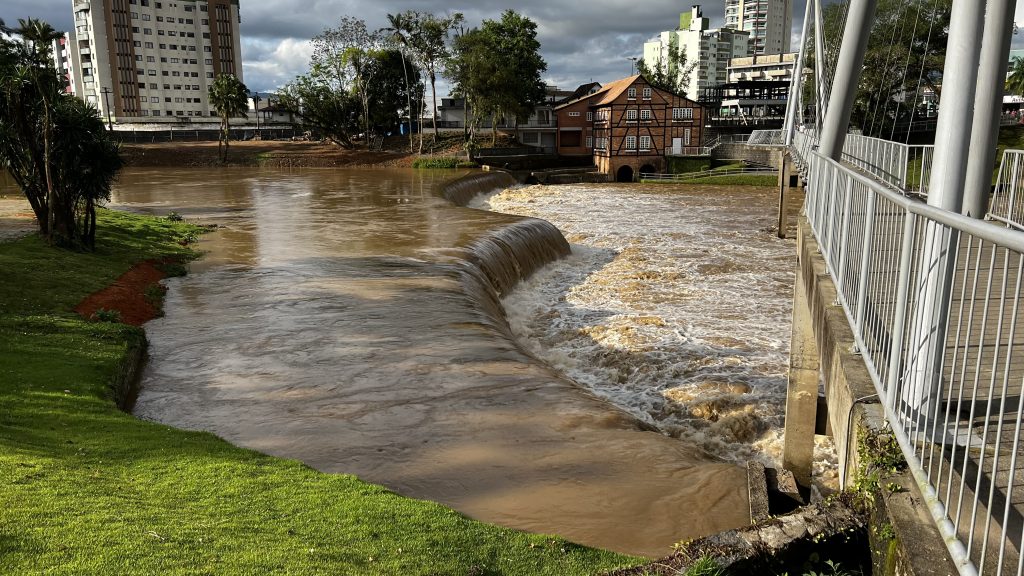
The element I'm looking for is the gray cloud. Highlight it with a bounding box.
[5,1,1024,95]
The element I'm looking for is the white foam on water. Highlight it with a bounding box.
[473,184,838,483]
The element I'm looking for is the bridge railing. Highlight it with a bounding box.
[841,134,933,197]
[989,150,1024,231]
[805,148,1024,575]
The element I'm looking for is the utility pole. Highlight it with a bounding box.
[100,87,113,130]
[252,91,261,138]
[628,57,637,76]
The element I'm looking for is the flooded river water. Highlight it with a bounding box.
[97,167,777,558]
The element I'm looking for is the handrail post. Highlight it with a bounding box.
[854,190,878,340]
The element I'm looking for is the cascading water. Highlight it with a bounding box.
[113,167,751,558]
[473,183,837,484]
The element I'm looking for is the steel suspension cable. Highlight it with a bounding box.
[905,0,941,142]
[866,0,913,137]
[889,0,923,141]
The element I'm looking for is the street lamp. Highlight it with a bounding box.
[100,86,113,130]
[628,57,638,76]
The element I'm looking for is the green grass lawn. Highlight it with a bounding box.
[0,208,637,575]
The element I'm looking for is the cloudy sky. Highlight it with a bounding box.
[4,0,1024,95]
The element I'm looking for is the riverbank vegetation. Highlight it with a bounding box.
[411,156,477,169]
[0,18,123,250]
[0,209,636,574]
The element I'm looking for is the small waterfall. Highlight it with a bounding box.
[440,171,518,207]
[438,171,572,339]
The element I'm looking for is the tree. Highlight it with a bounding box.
[815,0,952,139]
[277,73,361,147]
[637,42,697,98]
[446,11,547,146]
[1007,56,1024,97]
[207,73,249,162]
[406,12,463,140]
[0,18,122,249]
[384,11,416,153]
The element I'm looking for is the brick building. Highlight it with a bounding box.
[554,75,704,181]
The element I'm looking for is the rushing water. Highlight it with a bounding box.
[474,184,836,483]
[105,167,750,558]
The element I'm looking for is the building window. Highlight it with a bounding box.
[586,136,593,149]
[586,111,593,121]
[567,111,580,117]
[625,135,637,150]
[625,109,637,121]
[684,128,692,146]
[627,87,636,98]
[672,107,694,120]
[642,87,652,99]
[640,109,652,121]
[639,135,652,150]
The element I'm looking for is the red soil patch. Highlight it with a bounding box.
[75,259,169,326]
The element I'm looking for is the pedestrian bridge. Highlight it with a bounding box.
[754,126,1024,574]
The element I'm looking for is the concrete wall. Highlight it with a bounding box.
[785,217,959,575]
[713,143,782,168]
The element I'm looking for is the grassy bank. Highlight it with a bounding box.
[0,209,636,575]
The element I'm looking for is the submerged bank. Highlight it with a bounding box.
[0,206,639,575]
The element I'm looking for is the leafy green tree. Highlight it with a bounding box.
[207,73,249,162]
[0,18,122,249]
[637,42,697,99]
[1007,56,1024,97]
[406,12,463,140]
[384,11,417,153]
[277,73,361,147]
[814,0,951,138]
[446,10,547,145]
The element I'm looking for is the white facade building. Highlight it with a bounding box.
[724,0,792,55]
[69,0,243,125]
[642,6,751,100]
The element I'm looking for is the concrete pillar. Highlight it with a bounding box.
[783,258,821,488]
[778,151,792,239]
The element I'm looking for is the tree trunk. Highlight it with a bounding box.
[430,70,438,141]
[400,48,413,154]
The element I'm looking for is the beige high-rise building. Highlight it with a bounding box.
[69,0,243,124]
[724,0,792,55]
[642,6,751,100]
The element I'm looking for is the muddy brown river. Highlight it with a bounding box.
[95,167,757,558]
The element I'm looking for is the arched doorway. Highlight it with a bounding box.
[616,165,634,182]
[639,164,656,176]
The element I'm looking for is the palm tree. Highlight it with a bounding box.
[409,13,463,141]
[208,74,249,162]
[16,18,63,243]
[1007,56,1024,98]
[384,12,416,154]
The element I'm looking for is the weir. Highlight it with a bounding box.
[124,167,754,558]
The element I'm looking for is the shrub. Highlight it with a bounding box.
[412,156,477,169]
[166,212,183,222]
[91,308,122,323]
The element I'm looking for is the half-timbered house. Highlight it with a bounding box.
[553,75,704,181]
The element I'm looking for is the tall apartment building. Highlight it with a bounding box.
[642,6,751,100]
[724,0,792,55]
[69,0,243,124]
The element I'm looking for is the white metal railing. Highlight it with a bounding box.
[841,134,934,197]
[638,167,777,182]
[805,148,1024,575]
[747,129,786,146]
[989,150,1024,231]
[781,130,933,199]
